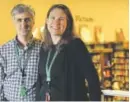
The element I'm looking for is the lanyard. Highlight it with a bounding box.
[14,43,32,78]
[14,41,33,96]
[45,49,59,83]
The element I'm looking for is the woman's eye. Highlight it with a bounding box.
[59,17,65,20]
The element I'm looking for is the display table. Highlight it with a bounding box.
[102,90,129,97]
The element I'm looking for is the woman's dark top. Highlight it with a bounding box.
[36,38,101,101]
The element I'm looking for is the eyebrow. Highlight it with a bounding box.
[49,16,66,18]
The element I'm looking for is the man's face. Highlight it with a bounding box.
[13,12,34,37]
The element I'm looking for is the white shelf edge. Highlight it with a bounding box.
[102,90,129,97]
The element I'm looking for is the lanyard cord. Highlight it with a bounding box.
[45,49,59,83]
[14,43,32,78]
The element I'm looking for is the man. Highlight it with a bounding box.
[0,4,42,101]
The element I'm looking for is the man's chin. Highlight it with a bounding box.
[21,33,28,36]
[20,33,30,37]
[22,31,31,35]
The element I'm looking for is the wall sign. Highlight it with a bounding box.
[75,15,94,22]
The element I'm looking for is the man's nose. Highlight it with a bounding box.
[21,20,27,27]
[21,20,27,24]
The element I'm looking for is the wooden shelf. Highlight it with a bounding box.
[87,42,129,101]
[89,48,113,54]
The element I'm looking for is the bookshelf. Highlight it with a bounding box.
[86,41,129,101]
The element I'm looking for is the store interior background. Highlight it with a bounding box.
[0,0,129,101]
[0,0,128,45]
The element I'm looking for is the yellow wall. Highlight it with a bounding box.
[0,0,128,45]
[0,0,20,45]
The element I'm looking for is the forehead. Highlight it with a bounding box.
[49,8,66,17]
[14,12,33,19]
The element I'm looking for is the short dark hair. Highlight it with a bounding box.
[43,4,75,50]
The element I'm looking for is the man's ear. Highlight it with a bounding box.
[33,20,35,25]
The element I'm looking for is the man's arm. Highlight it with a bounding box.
[0,48,5,100]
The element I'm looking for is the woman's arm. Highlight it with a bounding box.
[72,38,101,101]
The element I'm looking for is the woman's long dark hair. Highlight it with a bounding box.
[43,4,75,51]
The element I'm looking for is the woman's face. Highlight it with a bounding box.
[46,8,67,37]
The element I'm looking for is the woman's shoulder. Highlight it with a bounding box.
[67,37,90,54]
[68,37,85,47]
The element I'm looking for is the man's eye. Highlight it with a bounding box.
[17,19,22,22]
[25,18,31,22]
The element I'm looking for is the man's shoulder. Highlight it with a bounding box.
[0,39,14,56]
[1,39,14,50]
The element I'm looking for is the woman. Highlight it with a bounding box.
[36,4,101,101]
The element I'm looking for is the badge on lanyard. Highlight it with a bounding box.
[20,86,27,96]
[45,49,59,101]
[45,82,51,102]
[14,42,32,97]
[45,91,50,102]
